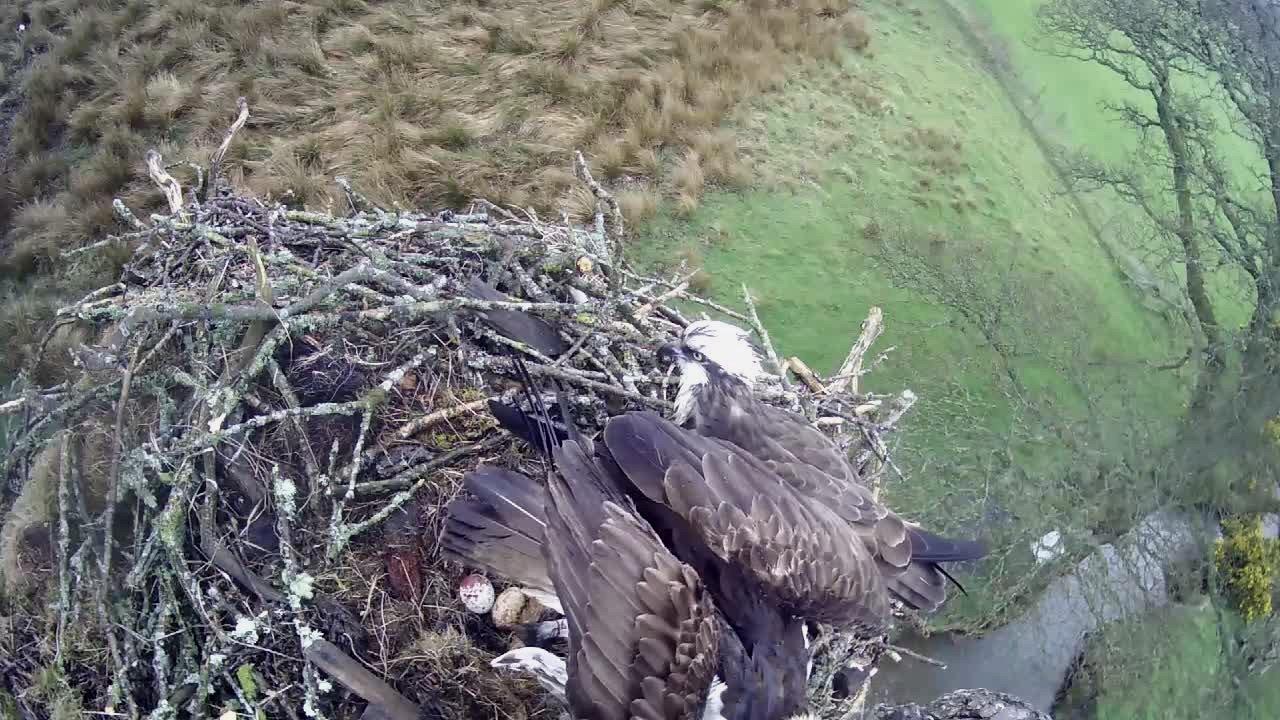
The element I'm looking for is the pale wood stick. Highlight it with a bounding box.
[146,150,186,221]
[828,306,884,396]
[208,97,249,194]
[742,284,790,389]
[786,355,826,394]
[635,270,697,318]
[395,396,493,440]
[885,642,948,669]
[574,149,624,241]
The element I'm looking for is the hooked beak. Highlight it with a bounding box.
[657,342,683,366]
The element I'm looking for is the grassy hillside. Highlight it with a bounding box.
[1058,604,1280,720]
[0,0,868,377]
[964,0,1144,156]
[634,0,1188,628]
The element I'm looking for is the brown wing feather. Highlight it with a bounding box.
[697,384,917,574]
[604,412,891,628]
[441,465,555,595]
[544,439,720,720]
[693,380,989,613]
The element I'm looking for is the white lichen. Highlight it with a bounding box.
[146,699,175,720]
[302,664,326,719]
[273,476,298,513]
[288,572,315,601]
[230,616,260,645]
[296,624,323,649]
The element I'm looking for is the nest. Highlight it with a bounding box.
[0,103,920,720]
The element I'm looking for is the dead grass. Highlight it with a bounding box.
[848,78,891,115]
[672,149,706,215]
[0,0,873,379]
[907,125,967,175]
[687,267,713,294]
[663,243,713,293]
[688,129,749,185]
[313,534,552,718]
[618,185,660,226]
[847,12,872,52]
[0,0,868,274]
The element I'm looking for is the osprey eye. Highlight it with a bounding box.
[690,350,706,362]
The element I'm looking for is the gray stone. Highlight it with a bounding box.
[871,511,1205,712]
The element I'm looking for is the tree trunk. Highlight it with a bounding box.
[1257,124,1280,340]
[1266,141,1280,260]
[1156,77,1220,348]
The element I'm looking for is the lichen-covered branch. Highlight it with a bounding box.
[874,690,1050,720]
[743,284,791,390]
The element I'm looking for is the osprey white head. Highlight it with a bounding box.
[659,320,764,424]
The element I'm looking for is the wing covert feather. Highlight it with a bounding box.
[604,413,890,627]
[697,385,920,576]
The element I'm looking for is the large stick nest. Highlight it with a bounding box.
[0,105,925,720]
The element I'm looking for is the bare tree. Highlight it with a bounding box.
[1038,4,1280,713]
[1040,0,1280,474]
[1039,0,1224,353]
[1184,0,1280,347]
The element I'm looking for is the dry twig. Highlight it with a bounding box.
[828,306,884,396]
[146,150,186,220]
[742,284,790,390]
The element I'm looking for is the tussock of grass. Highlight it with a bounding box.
[908,126,967,176]
[0,0,872,290]
[689,129,748,185]
[618,186,660,226]
[673,149,707,214]
[560,184,599,223]
[847,12,872,51]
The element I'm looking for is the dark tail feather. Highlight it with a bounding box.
[887,564,947,613]
[888,528,988,613]
[906,527,988,563]
[936,565,967,595]
[488,355,578,457]
[464,278,567,357]
[513,354,559,459]
[440,465,554,595]
[554,389,584,447]
[487,399,566,458]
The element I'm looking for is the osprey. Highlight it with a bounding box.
[444,390,900,717]
[659,320,987,613]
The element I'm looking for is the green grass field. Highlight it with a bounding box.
[635,0,1189,629]
[1065,604,1280,720]
[963,0,1144,155]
